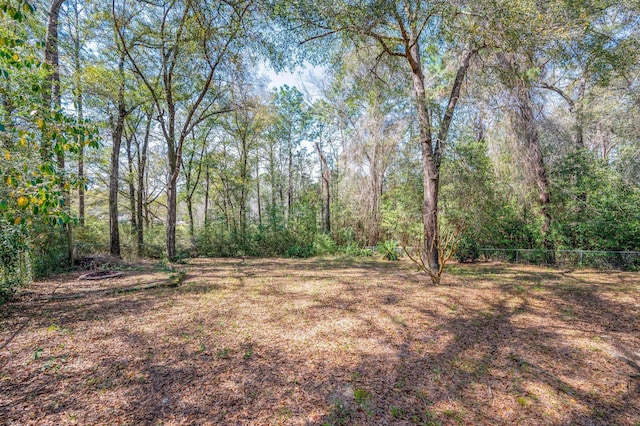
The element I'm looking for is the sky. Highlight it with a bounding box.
[258,62,327,102]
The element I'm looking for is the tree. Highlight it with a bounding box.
[276,0,484,282]
[113,0,248,260]
[181,128,209,242]
[270,85,312,224]
[314,139,330,233]
[62,0,90,226]
[108,52,126,257]
[497,53,554,254]
[1,0,97,290]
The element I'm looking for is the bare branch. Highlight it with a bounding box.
[300,29,341,44]
[537,82,576,111]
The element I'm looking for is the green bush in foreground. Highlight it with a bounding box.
[376,240,400,261]
[0,221,31,304]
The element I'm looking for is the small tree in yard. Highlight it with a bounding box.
[402,223,464,285]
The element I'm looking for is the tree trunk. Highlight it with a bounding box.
[407,39,440,275]
[515,85,553,256]
[575,77,586,149]
[165,70,178,260]
[136,112,151,256]
[166,122,178,260]
[369,174,379,246]
[204,160,210,227]
[73,0,85,226]
[166,174,178,260]
[239,136,248,244]
[315,141,331,233]
[44,0,73,266]
[269,142,277,230]
[184,159,195,241]
[109,55,126,258]
[287,137,293,222]
[43,0,65,112]
[187,195,195,241]
[125,131,137,235]
[256,156,262,227]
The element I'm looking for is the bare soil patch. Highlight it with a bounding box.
[1,258,639,425]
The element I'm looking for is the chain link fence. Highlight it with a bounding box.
[479,248,640,271]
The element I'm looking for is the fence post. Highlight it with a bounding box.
[515,249,519,262]
[579,250,583,267]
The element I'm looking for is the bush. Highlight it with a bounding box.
[339,242,373,257]
[74,218,110,256]
[522,248,550,265]
[376,240,400,261]
[313,233,336,256]
[142,224,170,259]
[285,244,314,258]
[0,222,31,304]
[249,224,293,257]
[30,223,70,278]
[455,235,479,263]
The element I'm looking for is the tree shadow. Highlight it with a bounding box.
[1,259,638,425]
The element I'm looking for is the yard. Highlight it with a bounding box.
[0,258,639,425]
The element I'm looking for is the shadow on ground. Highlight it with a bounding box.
[0,258,638,425]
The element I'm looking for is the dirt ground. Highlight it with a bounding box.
[0,257,639,425]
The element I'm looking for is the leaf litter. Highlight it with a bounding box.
[0,258,638,425]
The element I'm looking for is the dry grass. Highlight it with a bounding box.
[1,258,639,425]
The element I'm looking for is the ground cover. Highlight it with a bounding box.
[1,258,639,425]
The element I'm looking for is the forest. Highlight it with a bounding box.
[2,1,640,424]
[1,0,639,293]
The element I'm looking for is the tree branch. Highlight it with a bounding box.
[537,82,576,112]
[435,45,480,164]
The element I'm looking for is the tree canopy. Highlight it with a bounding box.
[1,0,639,296]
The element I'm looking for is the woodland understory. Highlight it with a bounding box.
[2,0,640,292]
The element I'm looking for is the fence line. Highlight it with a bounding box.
[479,248,640,270]
[378,245,640,271]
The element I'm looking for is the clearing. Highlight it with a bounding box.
[1,258,639,425]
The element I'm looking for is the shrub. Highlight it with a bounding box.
[30,223,69,278]
[143,224,170,259]
[285,244,314,258]
[313,233,336,256]
[339,242,373,257]
[455,235,479,263]
[0,221,31,304]
[74,218,110,256]
[376,240,400,261]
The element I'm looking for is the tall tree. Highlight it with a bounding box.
[181,127,210,241]
[43,0,65,112]
[505,55,553,253]
[314,139,330,233]
[271,85,311,224]
[135,107,152,255]
[43,0,74,265]
[278,1,482,282]
[65,0,87,225]
[108,52,126,258]
[113,0,247,260]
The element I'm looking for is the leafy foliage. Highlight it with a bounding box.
[0,220,29,303]
[312,233,336,256]
[376,240,400,261]
[455,235,480,263]
[0,0,98,290]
